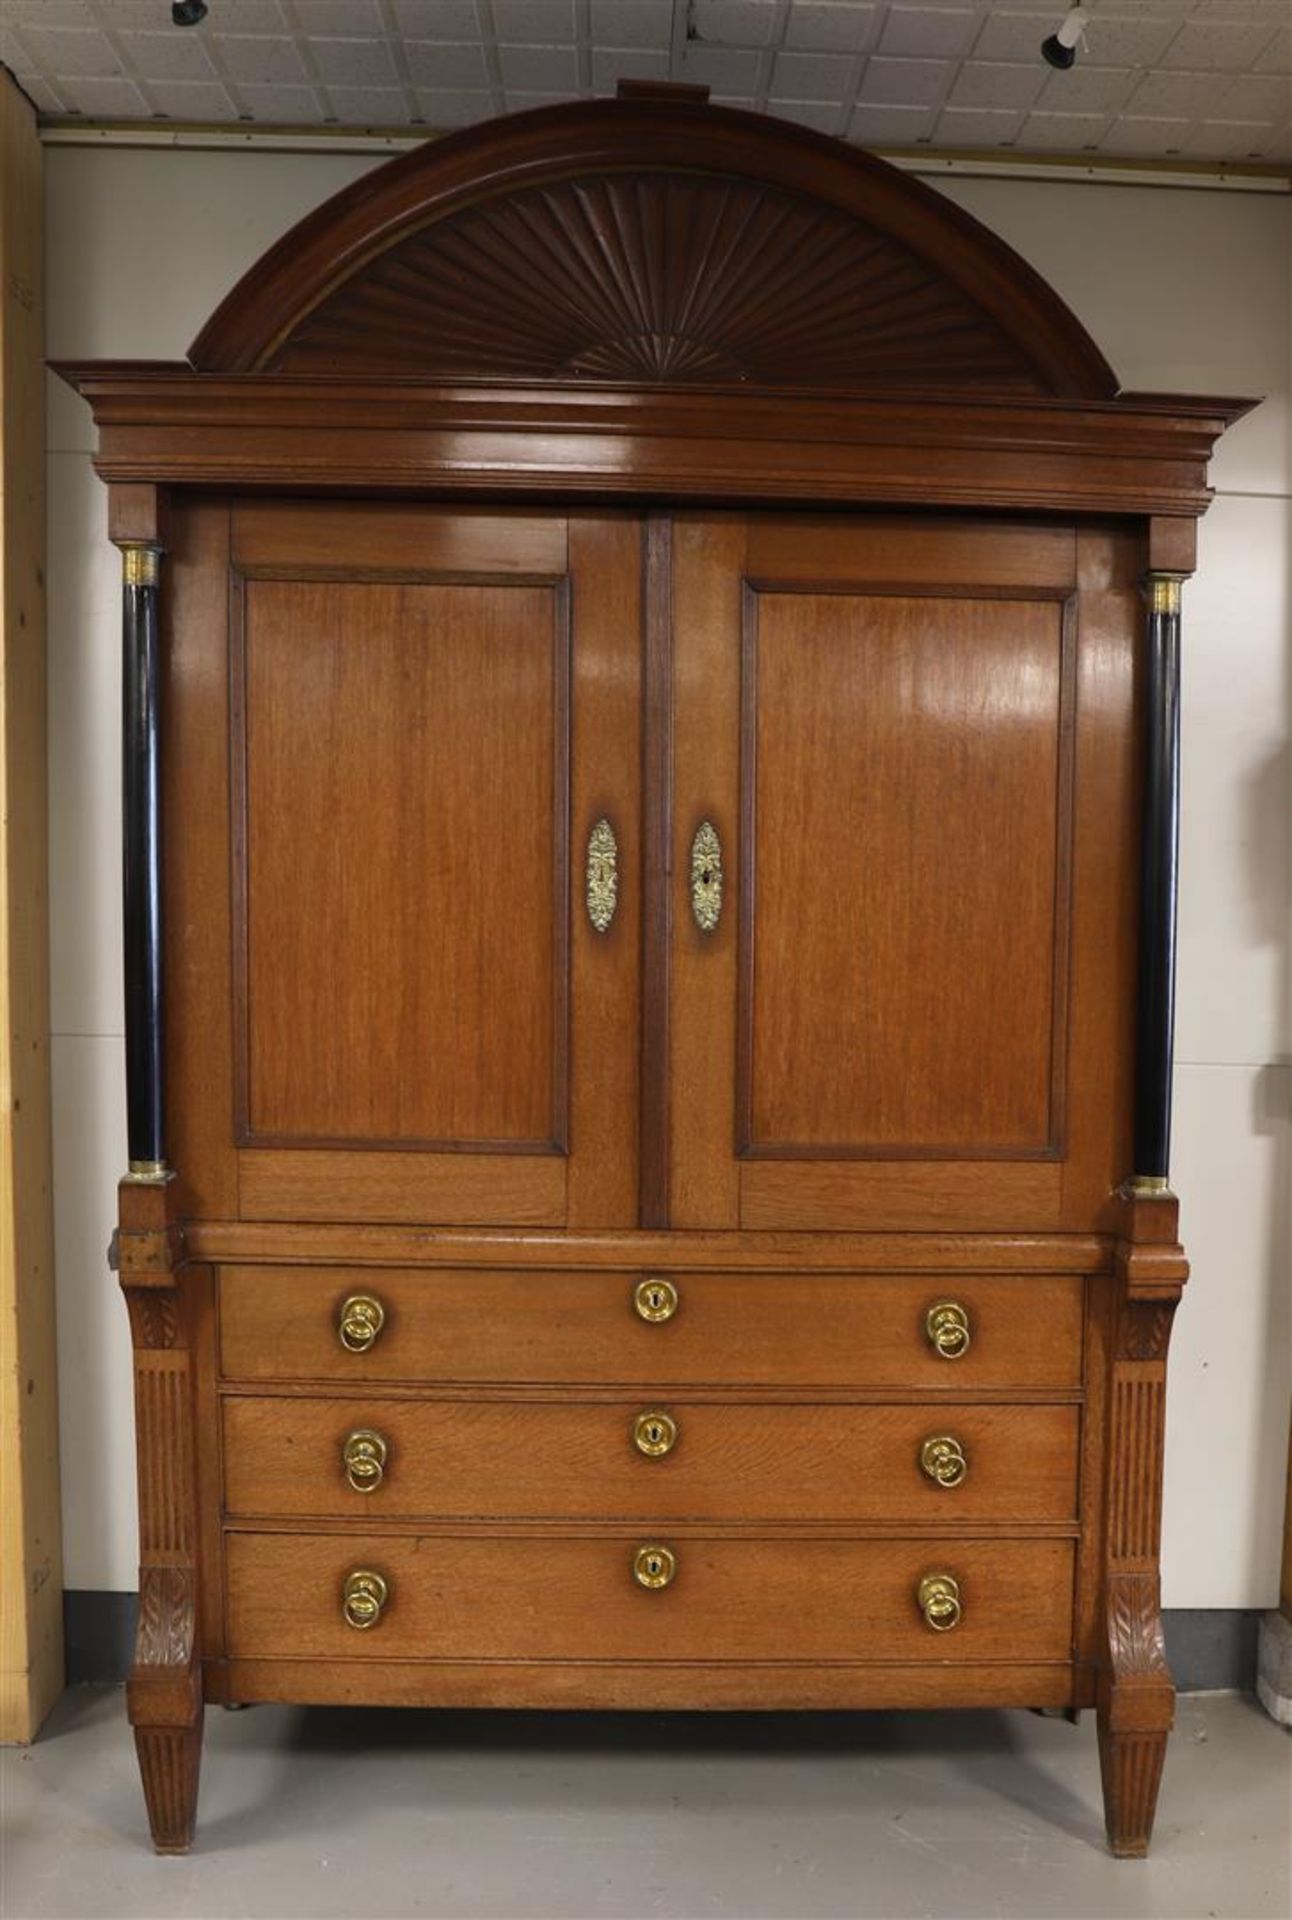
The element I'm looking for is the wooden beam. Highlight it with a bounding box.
[0,69,62,1744]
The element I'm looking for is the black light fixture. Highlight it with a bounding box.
[1041,4,1089,70]
[172,0,208,25]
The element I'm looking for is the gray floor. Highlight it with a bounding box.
[2,1688,1288,1920]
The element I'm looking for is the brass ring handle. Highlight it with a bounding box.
[341,1567,389,1630]
[585,816,619,932]
[690,820,723,933]
[918,1572,962,1632]
[633,1544,677,1590]
[342,1427,389,1493]
[632,1410,678,1458]
[920,1433,968,1489]
[338,1292,386,1354]
[925,1300,971,1360]
[634,1277,679,1323]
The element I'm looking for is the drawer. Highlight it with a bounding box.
[218,1267,1084,1388]
[222,1396,1080,1523]
[225,1531,1076,1665]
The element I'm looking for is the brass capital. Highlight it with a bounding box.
[1145,574,1183,616]
[120,544,162,588]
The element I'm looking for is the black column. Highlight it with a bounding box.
[1132,573,1183,1188]
[121,543,165,1175]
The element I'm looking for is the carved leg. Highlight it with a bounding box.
[117,1176,203,1852]
[1097,1571,1174,1857]
[135,1716,204,1854]
[1099,1206,1186,1860]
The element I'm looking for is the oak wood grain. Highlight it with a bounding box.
[217,1268,1086,1390]
[225,1531,1075,1665]
[222,1396,1079,1524]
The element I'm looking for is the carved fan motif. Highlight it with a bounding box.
[269,173,1047,392]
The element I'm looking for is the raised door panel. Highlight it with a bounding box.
[669,514,1135,1231]
[166,502,641,1227]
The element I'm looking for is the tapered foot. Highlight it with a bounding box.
[1098,1719,1167,1858]
[135,1716,203,1853]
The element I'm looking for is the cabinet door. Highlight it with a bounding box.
[668,514,1137,1231]
[166,503,641,1227]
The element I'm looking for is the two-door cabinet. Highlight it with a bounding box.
[60,84,1250,1856]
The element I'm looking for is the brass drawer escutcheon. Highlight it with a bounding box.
[341,1567,389,1630]
[917,1572,962,1632]
[338,1293,386,1353]
[585,815,619,932]
[925,1300,971,1360]
[632,1410,678,1458]
[690,820,723,933]
[634,1277,679,1323]
[633,1544,677,1589]
[342,1427,388,1493]
[919,1433,968,1488]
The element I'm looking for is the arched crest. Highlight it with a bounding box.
[190,94,1118,400]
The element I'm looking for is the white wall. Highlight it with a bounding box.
[45,145,1290,1606]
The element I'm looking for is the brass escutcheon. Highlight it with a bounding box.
[634,1277,679,1323]
[925,1300,971,1360]
[585,816,619,932]
[341,1567,389,1630]
[920,1433,968,1489]
[633,1543,677,1589]
[342,1427,389,1493]
[690,820,723,933]
[632,1410,678,1458]
[917,1571,962,1632]
[338,1292,386,1353]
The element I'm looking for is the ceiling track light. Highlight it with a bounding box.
[1041,4,1089,71]
[172,0,208,25]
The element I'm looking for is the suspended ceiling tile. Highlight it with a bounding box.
[497,44,580,90]
[113,30,214,81]
[784,3,878,54]
[506,89,581,112]
[858,56,952,105]
[1184,116,1282,157]
[1036,64,1139,115]
[772,51,850,99]
[848,99,937,140]
[1019,109,1115,150]
[1164,16,1284,72]
[591,47,670,87]
[146,79,240,120]
[295,1,385,33]
[935,103,1028,145]
[1078,12,1187,69]
[1107,115,1193,155]
[214,35,310,86]
[679,44,763,90]
[308,37,399,86]
[878,7,978,60]
[493,0,578,43]
[971,11,1068,64]
[57,73,150,115]
[589,1,673,48]
[772,97,844,130]
[692,0,780,47]
[392,0,481,40]
[1217,72,1292,121]
[9,22,122,78]
[1125,68,1234,118]
[325,85,415,122]
[414,87,495,124]
[403,41,491,87]
[234,82,326,121]
[947,60,1045,111]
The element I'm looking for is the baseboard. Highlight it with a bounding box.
[64,1593,1262,1694]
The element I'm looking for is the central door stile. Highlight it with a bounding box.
[639,513,674,1229]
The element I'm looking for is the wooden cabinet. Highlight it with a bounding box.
[63,88,1247,1858]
